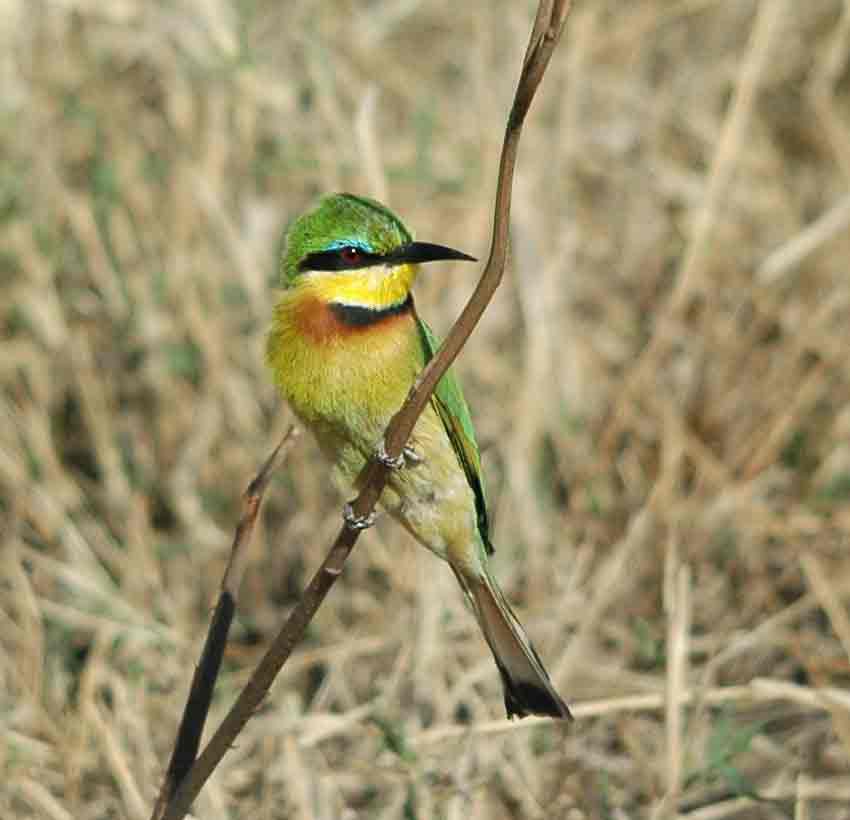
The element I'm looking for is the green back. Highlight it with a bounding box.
[415,316,493,554]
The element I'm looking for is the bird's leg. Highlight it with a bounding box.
[375,439,406,470]
[375,439,423,470]
[403,445,423,465]
[343,502,377,530]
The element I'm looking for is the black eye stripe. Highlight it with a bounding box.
[298,247,382,272]
[297,240,475,272]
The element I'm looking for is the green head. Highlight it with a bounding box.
[280,193,475,286]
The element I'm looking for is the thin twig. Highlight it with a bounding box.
[156,4,572,818]
[409,678,850,747]
[151,427,299,820]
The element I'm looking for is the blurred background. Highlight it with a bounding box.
[2,0,850,817]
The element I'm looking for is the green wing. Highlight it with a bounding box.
[415,315,493,554]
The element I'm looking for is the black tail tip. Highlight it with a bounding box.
[502,678,573,721]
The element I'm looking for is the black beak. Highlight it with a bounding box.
[388,241,476,266]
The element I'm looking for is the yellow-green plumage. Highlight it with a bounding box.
[267,193,570,719]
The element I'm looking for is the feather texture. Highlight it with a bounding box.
[266,193,570,719]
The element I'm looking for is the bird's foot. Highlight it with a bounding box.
[375,439,423,470]
[343,502,377,530]
[375,440,405,470]
[402,445,423,465]
[375,439,424,469]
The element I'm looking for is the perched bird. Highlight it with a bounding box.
[267,193,570,719]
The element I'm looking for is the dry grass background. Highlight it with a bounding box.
[2,0,850,817]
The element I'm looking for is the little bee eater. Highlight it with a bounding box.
[267,193,571,719]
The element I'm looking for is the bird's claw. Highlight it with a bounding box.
[343,502,377,530]
[403,445,423,465]
[375,440,424,470]
[375,440,406,470]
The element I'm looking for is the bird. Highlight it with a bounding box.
[266,192,571,720]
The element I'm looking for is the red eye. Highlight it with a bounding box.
[340,246,362,264]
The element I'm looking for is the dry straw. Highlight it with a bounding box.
[2,0,850,818]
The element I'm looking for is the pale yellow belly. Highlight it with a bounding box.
[330,403,482,574]
[268,306,482,572]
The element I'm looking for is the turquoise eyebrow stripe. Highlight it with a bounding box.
[323,238,374,253]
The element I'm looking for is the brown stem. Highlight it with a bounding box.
[382,0,572,467]
[150,427,299,820]
[156,3,571,818]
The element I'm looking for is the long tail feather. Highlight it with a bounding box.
[455,568,572,720]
